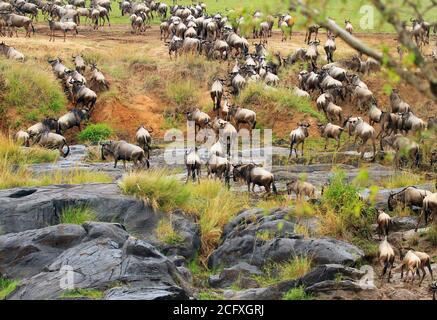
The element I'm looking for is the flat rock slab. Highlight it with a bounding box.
[0,183,157,235]
[3,223,190,300]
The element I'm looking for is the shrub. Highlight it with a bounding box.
[317,169,376,240]
[0,278,18,299]
[378,171,425,189]
[78,123,114,144]
[282,286,314,300]
[60,206,98,225]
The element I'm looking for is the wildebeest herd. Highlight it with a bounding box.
[1,1,437,291]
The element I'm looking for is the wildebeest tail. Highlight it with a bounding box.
[31,23,35,34]
[62,139,70,158]
[252,120,257,129]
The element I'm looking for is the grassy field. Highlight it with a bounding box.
[106,0,437,33]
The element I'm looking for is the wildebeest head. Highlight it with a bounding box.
[100,140,114,160]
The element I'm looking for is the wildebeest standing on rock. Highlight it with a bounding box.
[135,125,153,159]
[387,186,432,211]
[289,122,310,158]
[185,148,201,183]
[101,140,150,169]
[233,163,277,194]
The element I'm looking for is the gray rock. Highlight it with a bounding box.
[391,216,418,232]
[209,236,364,269]
[305,280,365,294]
[8,236,191,300]
[104,285,190,300]
[0,184,157,235]
[300,264,365,287]
[0,224,86,278]
[152,211,201,260]
[208,262,262,289]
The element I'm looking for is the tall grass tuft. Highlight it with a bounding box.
[120,170,249,263]
[60,206,98,225]
[378,171,425,189]
[156,218,184,244]
[253,257,312,287]
[0,135,58,165]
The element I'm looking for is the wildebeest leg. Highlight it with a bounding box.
[301,141,305,157]
[114,158,118,168]
[123,160,127,170]
[64,31,66,42]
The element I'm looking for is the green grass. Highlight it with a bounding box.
[237,82,324,123]
[198,290,225,300]
[0,135,58,165]
[0,60,67,129]
[61,288,103,300]
[377,172,426,189]
[0,278,18,300]
[60,206,98,225]
[78,123,114,144]
[282,286,314,300]
[252,257,312,287]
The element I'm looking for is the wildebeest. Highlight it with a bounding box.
[381,134,420,168]
[101,140,149,169]
[346,116,377,159]
[286,177,316,200]
[228,106,256,131]
[289,122,310,158]
[210,78,224,116]
[0,12,35,37]
[69,79,97,111]
[0,41,24,61]
[57,109,88,134]
[185,148,201,183]
[48,58,68,79]
[32,131,70,158]
[416,193,437,231]
[48,18,78,42]
[27,118,58,137]
[72,54,86,73]
[233,163,277,194]
[14,130,30,147]
[136,125,153,159]
[89,63,109,92]
[388,186,432,211]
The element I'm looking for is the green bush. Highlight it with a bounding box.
[78,123,114,144]
[60,206,98,225]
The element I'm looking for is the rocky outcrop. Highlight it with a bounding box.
[0,184,157,235]
[0,222,191,300]
[208,209,364,269]
[209,262,262,289]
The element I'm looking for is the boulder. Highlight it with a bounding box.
[0,184,157,235]
[300,264,365,288]
[152,211,201,260]
[105,285,190,300]
[208,262,262,289]
[7,236,191,300]
[0,224,87,278]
